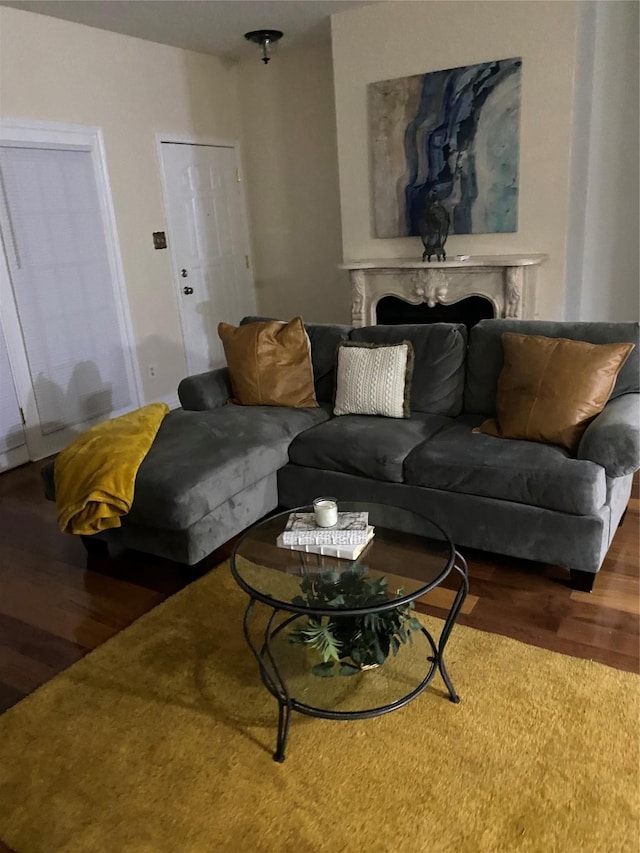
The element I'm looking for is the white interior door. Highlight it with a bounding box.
[160,141,256,376]
[0,127,140,463]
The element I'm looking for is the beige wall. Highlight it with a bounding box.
[237,41,348,324]
[0,6,243,403]
[331,0,580,319]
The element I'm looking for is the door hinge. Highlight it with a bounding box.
[236,169,242,183]
[19,407,26,425]
[245,255,250,269]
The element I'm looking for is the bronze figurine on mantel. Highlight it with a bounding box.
[419,198,450,262]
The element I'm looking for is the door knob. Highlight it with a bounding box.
[183,286,194,295]
[180,269,188,277]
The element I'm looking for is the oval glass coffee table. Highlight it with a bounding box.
[230,502,468,762]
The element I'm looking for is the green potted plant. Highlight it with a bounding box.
[288,564,422,677]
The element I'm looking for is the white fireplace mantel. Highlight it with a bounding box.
[339,254,548,326]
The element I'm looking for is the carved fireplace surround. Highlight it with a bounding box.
[340,255,548,327]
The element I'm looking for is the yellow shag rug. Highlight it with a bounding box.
[0,563,638,853]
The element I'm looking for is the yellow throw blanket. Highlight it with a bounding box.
[54,403,169,536]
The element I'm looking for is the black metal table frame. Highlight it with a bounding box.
[232,526,469,763]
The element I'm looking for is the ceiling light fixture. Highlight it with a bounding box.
[244,29,283,64]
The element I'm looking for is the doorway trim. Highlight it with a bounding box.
[0,117,143,459]
[155,131,255,376]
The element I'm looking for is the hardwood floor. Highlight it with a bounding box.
[0,461,637,714]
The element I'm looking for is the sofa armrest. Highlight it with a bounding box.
[178,368,232,411]
[577,393,640,477]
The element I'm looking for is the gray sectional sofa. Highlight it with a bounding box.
[42,317,640,592]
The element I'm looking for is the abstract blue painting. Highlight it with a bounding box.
[369,57,522,237]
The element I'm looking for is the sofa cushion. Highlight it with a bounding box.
[240,316,351,403]
[333,341,414,418]
[126,404,331,530]
[218,317,317,407]
[403,414,607,515]
[349,323,467,416]
[465,319,640,416]
[476,334,634,452]
[288,413,451,483]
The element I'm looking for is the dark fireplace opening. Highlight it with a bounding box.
[375,295,494,334]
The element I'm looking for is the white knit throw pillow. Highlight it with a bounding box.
[333,342,414,418]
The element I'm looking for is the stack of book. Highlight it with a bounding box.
[277,511,374,560]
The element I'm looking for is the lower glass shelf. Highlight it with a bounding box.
[262,613,442,716]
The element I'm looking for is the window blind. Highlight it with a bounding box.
[0,319,25,453]
[0,146,132,435]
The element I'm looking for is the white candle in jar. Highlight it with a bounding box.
[313,497,338,528]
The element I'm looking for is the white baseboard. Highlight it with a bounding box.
[158,394,181,411]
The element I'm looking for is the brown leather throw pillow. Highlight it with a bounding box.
[476,333,634,452]
[217,317,318,407]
